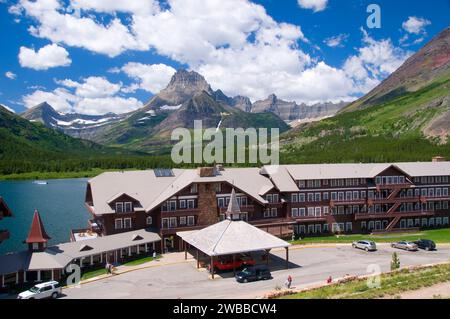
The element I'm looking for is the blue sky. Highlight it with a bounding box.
[0,0,448,115]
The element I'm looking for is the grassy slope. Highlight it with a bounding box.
[281,72,450,163]
[281,263,450,299]
[290,228,450,245]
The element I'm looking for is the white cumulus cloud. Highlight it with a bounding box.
[402,16,431,35]
[19,44,71,70]
[297,0,328,12]
[23,76,143,115]
[120,63,176,94]
[324,34,349,48]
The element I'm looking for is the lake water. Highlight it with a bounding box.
[0,178,90,254]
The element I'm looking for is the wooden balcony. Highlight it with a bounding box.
[0,229,10,242]
[376,183,412,190]
[293,216,328,223]
[161,208,200,217]
[355,210,435,220]
[330,199,366,206]
[160,225,204,235]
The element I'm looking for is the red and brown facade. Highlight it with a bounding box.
[83,160,450,251]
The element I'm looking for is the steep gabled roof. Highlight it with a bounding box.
[226,188,241,217]
[25,210,51,244]
[0,197,13,218]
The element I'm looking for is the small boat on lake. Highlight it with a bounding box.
[33,180,48,185]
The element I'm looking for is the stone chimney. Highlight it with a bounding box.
[432,156,446,162]
[198,167,216,177]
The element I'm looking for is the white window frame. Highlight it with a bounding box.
[187,216,195,226]
[291,208,299,217]
[271,208,278,217]
[291,193,298,203]
[179,216,187,226]
[116,202,124,213]
[146,216,152,225]
[115,218,123,230]
[124,218,132,229]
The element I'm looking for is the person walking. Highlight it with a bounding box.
[286,275,293,289]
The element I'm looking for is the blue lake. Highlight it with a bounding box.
[0,178,90,254]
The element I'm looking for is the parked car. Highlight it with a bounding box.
[352,240,377,251]
[17,281,62,299]
[235,265,272,283]
[391,241,418,251]
[209,255,256,272]
[414,239,436,251]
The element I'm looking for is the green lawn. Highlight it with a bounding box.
[291,228,450,245]
[280,263,450,299]
[122,255,161,266]
[81,268,108,281]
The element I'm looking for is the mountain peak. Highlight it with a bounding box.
[167,69,211,90]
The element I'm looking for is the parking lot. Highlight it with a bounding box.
[60,243,450,299]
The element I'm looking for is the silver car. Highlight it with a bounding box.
[352,240,377,251]
[391,241,418,251]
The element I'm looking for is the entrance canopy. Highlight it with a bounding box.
[177,219,290,257]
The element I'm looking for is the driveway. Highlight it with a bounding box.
[61,244,450,299]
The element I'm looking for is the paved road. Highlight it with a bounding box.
[61,244,450,299]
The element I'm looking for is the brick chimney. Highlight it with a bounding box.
[432,156,446,162]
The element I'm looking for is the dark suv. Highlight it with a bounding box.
[235,265,272,283]
[414,239,436,251]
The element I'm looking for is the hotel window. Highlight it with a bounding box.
[169,217,177,228]
[298,180,306,188]
[180,217,187,226]
[345,222,352,232]
[264,209,271,218]
[407,189,413,197]
[179,200,186,209]
[444,176,449,183]
[346,191,352,200]
[415,189,420,197]
[437,188,442,197]
[124,218,132,229]
[353,206,360,214]
[314,193,321,202]
[161,202,168,212]
[291,208,299,217]
[421,177,427,184]
[323,192,329,201]
[299,193,306,202]
[444,201,449,209]
[187,199,195,209]
[266,194,273,203]
[353,191,359,200]
[429,218,435,226]
[307,180,314,188]
[162,218,169,229]
[115,219,123,229]
[169,200,177,211]
[361,221,367,230]
[323,179,329,186]
[272,194,279,203]
[331,192,337,201]
[271,208,278,217]
[338,206,344,215]
[307,193,314,202]
[436,176,442,183]
[422,218,428,227]
[291,193,298,203]
[421,188,427,196]
[307,207,314,216]
[124,202,133,212]
[323,206,329,215]
[443,217,449,225]
[436,218,442,226]
[215,183,222,192]
[331,223,340,233]
[146,216,152,225]
[331,179,337,187]
[314,180,321,188]
[338,192,344,201]
[299,208,306,216]
[376,176,382,185]
[361,191,366,199]
[314,207,321,217]
[429,188,435,197]
[331,207,337,215]
[116,202,124,213]
[241,197,248,206]
[444,188,449,196]
[436,202,442,210]
[190,184,198,193]
[368,191,374,199]
[323,224,329,232]
[218,198,225,208]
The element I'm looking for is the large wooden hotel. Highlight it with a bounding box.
[81,157,450,251]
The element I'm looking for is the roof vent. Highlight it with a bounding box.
[154,169,174,177]
[132,234,144,241]
[432,156,446,162]
[79,245,93,252]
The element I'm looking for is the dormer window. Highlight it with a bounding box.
[116,202,124,213]
[190,184,198,193]
[124,202,133,212]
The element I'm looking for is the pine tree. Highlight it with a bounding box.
[391,252,400,271]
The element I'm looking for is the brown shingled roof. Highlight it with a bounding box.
[25,210,51,244]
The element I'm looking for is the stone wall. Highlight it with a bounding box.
[197,183,218,226]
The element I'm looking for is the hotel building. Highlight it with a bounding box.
[81,158,450,251]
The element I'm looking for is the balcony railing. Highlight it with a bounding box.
[355,210,435,220]
[219,205,255,213]
[161,208,200,217]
